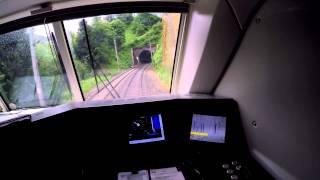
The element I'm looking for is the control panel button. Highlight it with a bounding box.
[236,165,242,171]
[222,164,230,169]
[230,174,239,180]
[231,161,239,165]
[226,169,234,174]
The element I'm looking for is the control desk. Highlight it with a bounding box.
[0,96,273,179]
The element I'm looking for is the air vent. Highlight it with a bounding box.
[30,2,52,15]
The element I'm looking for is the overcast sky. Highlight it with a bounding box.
[34,13,163,37]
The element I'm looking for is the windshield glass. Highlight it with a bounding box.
[63,13,181,100]
[0,12,182,110]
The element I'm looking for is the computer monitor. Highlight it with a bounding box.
[129,114,165,144]
[190,114,226,143]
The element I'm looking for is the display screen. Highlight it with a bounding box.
[190,114,226,143]
[129,114,165,144]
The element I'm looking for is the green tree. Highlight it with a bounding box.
[71,13,163,71]
[0,29,32,101]
[131,13,161,36]
[109,19,126,46]
[89,17,116,66]
[74,59,90,80]
[35,42,59,76]
[126,21,162,49]
[136,21,162,47]
[117,13,133,25]
[74,20,90,66]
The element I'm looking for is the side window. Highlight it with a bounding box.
[0,24,72,109]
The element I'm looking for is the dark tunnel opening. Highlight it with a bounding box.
[139,50,152,64]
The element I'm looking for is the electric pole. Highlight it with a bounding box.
[114,38,120,72]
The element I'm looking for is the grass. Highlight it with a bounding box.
[60,89,72,104]
[51,67,120,104]
[154,65,172,90]
[80,77,99,94]
[80,67,126,95]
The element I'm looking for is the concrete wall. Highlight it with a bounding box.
[215,1,320,179]
[161,13,180,68]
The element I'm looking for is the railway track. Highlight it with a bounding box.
[87,67,136,100]
[122,64,150,98]
[103,67,141,99]
[87,64,151,100]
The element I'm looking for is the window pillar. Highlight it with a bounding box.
[52,21,84,102]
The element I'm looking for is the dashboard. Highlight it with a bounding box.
[0,95,272,179]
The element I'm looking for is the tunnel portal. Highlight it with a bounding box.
[132,45,156,65]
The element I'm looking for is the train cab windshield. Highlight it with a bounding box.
[0,10,183,110]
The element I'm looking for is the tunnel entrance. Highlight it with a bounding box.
[132,45,156,65]
[139,50,152,64]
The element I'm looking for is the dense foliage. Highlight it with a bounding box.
[0,29,32,101]
[72,13,162,76]
[35,42,60,76]
[65,13,165,95]
[0,13,168,107]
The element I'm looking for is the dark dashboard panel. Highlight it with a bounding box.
[0,98,272,179]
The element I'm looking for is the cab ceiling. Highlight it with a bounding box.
[0,0,183,24]
[0,0,66,18]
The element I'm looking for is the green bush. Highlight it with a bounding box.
[74,59,91,80]
[119,47,133,68]
[80,77,99,94]
[131,13,161,36]
[152,36,163,68]
[126,21,163,48]
[152,36,172,87]
[35,42,59,76]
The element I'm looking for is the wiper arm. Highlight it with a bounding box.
[96,63,121,99]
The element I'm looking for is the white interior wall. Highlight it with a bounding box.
[174,0,219,94]
[215,1,320,179]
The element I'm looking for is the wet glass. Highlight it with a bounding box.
[0,24,72,109]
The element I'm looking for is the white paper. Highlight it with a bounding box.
[151,172,185,180]
[150,167,178,175]
[118,170,149,180]
[118,172,132,180]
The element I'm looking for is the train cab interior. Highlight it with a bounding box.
[0,0,319,179]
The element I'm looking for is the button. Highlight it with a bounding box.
[231,161,239,165]
[230,174,239,180]
[222,164,230,168]
[236,165,242,170]
[226,169,234,174]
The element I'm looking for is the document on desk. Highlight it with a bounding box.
[118,167,185,180]
[118,170,149,180]
[151,172,185,180]
[150,167,185,180]
[150,167,178,175]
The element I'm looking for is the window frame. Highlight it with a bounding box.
[0,2,189,111]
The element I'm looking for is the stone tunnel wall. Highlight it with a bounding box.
[132,45,156,65]
[162,13,181,68]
